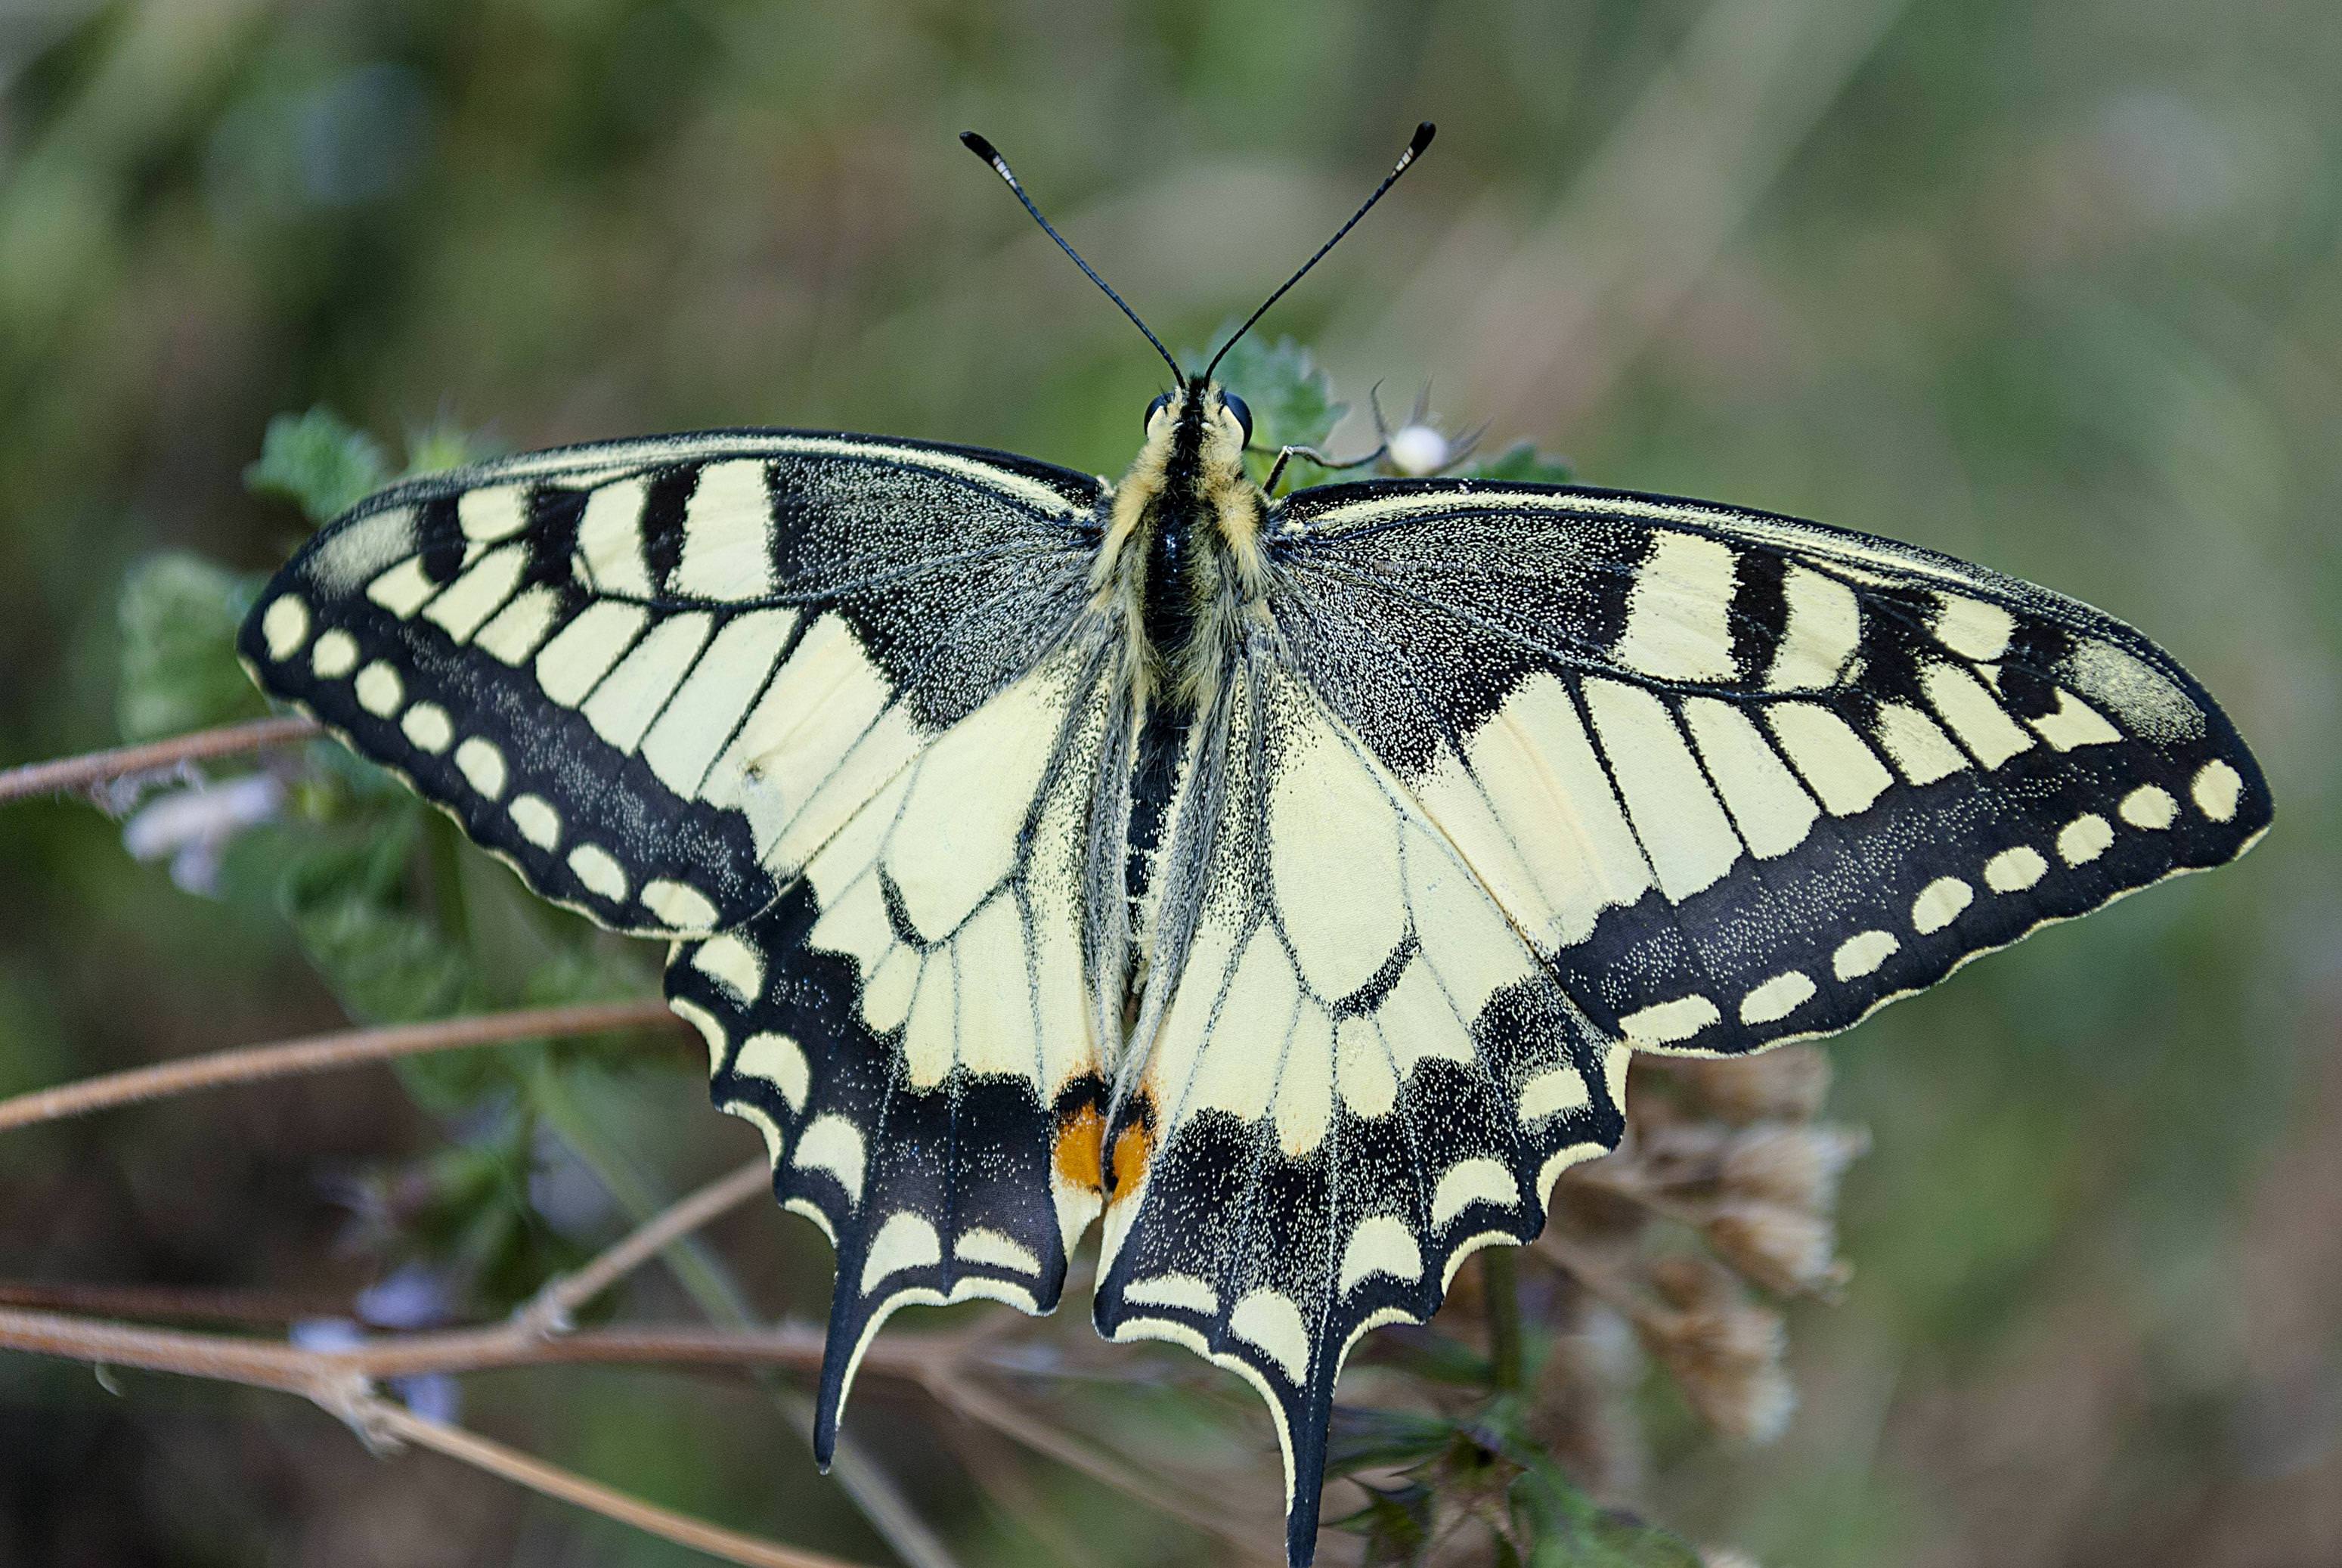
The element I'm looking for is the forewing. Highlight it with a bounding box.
[1091,638,1628,1563]
[664,626,1120,1457]
[240,430,1102,935]
[1269,479,2271,1055]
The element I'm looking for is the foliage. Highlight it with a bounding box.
[114,553,270,742]
[245,407,392,525]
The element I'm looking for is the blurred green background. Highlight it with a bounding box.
[2,1,2337,1563]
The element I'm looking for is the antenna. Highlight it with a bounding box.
[960,132,1185,386]
[1203,121,1435,382]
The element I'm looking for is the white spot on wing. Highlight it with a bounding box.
[692,934,764,1002]
[310,630,358,679]
[1430,1157,1519,1227]
[1739,970,1817,1025]
[354,662,404,717]
[2058,813,2114,864]
[1616,994,1720,1045]
[423,544,526,643]
[456,484,530,542]
[1765,566,1860,689]
[510,793,560,850]
[1338,1215,1423,1293]
[860,1211,942,1294]
[454,737,507,799]
[399,702,453,754]
[2028,689,2121,751]
[1911,875,1973,934]
[578,479,654,595]
[261,596,309,660]
[2191,761,2241,822]
[367,556,437,618]
[568,843,627,901]
[1334,1016,1398,1118]
[1518,1065,1591,1121]
[1984,845,2046,892]
[794,1114,866,1204]
[954,1228,1040,1275]
[641,879,718,929]
[1123,1273,1218,1315]
[1932,594,2014,661]
[733,1031,808,1111]
[1271,1005,1335,1159]
[2120,785,2176,829]
[1921,663,2034,768]
[475,584,562,665]
[1832,929,1897,979]
[1228,1289,1312,1383]
[1873,701,1967,786]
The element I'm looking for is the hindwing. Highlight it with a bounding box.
[664,630,1122,1456]
[1094,631,1628,1563]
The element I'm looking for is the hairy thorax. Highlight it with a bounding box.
[1091,383,1270,711]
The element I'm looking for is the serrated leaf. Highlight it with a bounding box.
[1203,333,1349,488]
[115,552,269,741]
[1464,441,1575,485]
[245,407,391,525]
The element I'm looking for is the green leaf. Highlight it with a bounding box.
[1333,1480,1434,1565]
[1464,441,1575,485]
[1203,333,1349,488]
[244,407,391,525]
[1325,1405,1461,1477]
[402,417,499,479]
[115,552,269,741]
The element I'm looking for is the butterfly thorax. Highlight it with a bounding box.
[1092,382,1268,711]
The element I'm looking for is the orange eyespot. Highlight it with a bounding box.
[1052,1104,1105,1193]
[1106,1117,1154,1205]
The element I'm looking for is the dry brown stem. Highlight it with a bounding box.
[362,1396,871,1568]
[0,1157,878,1567]
[0,998,680,1134]
[0,714,322,806]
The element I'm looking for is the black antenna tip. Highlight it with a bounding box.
[1409,122,1437,156]
[959,130,1002,166]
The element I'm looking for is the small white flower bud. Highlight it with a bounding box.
[1386,423,1451,476]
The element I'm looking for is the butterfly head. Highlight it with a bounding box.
[1141,381,1254,485]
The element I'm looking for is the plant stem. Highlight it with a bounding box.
[0,714,322,806]
[1482,1247,1525,1393]
[366,1397,869,1568]
[0,999,678,1136]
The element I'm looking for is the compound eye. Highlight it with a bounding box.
[1221,392,1253,444]
[1143,392,1172,430]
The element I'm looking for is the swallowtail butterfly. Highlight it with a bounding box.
[237,123,2269,1564]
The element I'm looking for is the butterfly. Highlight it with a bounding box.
[237,122,2269,1565]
